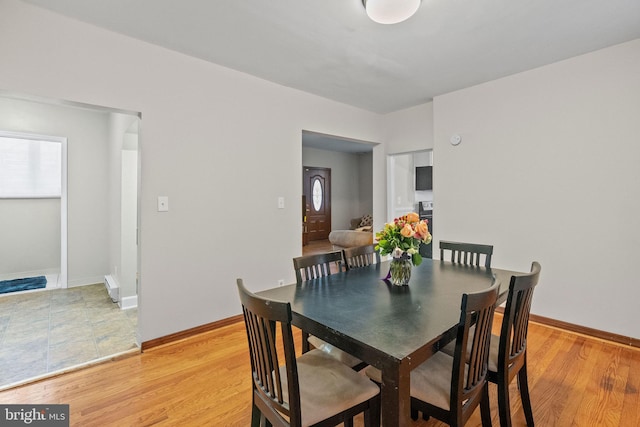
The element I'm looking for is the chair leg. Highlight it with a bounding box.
[251,403,262,427]
[344,418,354,427]
[301,330,310,353]
[365,395,381,427]
[497,374,513,427]
[518,365,535,426]
[410,408,419,420]
[480,382,492,427]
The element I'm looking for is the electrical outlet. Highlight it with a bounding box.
[278,279,285,287]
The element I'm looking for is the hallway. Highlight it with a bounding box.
[0,284,138,389]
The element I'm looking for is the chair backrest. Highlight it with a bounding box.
[237,279,302,426]
[440,240,493,268]
[292,251,344,282]
[450,282,499,422]
[498,261,541,377]
[342,244,380,270]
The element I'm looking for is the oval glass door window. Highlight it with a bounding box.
[312,178,323,211]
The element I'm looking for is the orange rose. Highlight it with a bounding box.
[415,221,429,239]
[405,212,420,223]
[400,223,415,238]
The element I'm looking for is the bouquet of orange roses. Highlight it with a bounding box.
[375,212,432,266]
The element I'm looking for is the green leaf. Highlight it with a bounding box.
[412,253,422,266]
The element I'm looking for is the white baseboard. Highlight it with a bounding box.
[119,295,138,310]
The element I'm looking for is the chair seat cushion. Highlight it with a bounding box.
[308,335,364,368]
[280,349,379,426]
[365,351,455,411]
[441,331,500,372]
[410,351,454,411]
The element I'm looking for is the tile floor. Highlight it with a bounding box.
[0,283,138,388]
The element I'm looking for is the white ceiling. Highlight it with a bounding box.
[22,0,640,115]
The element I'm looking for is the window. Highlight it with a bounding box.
[0,134,62,198]
[312,178,323,211]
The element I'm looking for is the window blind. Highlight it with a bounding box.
[0,136,62,198]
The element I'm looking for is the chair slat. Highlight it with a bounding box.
[440,240,493,268]
[293,251,344,281]
[342,245,380,271]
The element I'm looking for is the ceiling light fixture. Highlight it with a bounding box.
[362,0,421,25]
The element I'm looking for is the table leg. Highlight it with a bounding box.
[380,361,411,427]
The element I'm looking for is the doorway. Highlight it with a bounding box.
[387,150,434,257]
[301,131,376,254]
[303,167,331,242]
[0,93,141,388]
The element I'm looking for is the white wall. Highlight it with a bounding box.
[0,97,110,286]
[302,146,373,229]
[433,39,640,338]
[0,0,385,341]
[107,113,138,304]
[0,198,60,280]
[384,102,434,154]
[121,147,138,302]
[357,152,374,217]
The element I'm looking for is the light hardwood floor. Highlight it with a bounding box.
[302,238,336,256]
[1,312,638,426]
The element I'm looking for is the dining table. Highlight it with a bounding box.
[257,258,519,427]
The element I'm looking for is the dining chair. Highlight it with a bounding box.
[364,282,499,427]
[342,244,380,270]
[440,240,494,268]
[490,261,541,427]
[237,279,380,427]
[293,251,344,282]
[292,251,366,370]
[441,261,541,427]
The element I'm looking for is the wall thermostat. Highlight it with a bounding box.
[450,134,462,146]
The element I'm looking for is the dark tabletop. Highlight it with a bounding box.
[258,259,512,363]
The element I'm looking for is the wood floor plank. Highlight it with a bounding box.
[568,341,623,427]
[619,346,640,427]
[523,328,579,426]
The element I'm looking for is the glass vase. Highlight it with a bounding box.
[389,253,412,286]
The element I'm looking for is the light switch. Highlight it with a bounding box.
[157,196,169,212]
[277,197,285,209]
